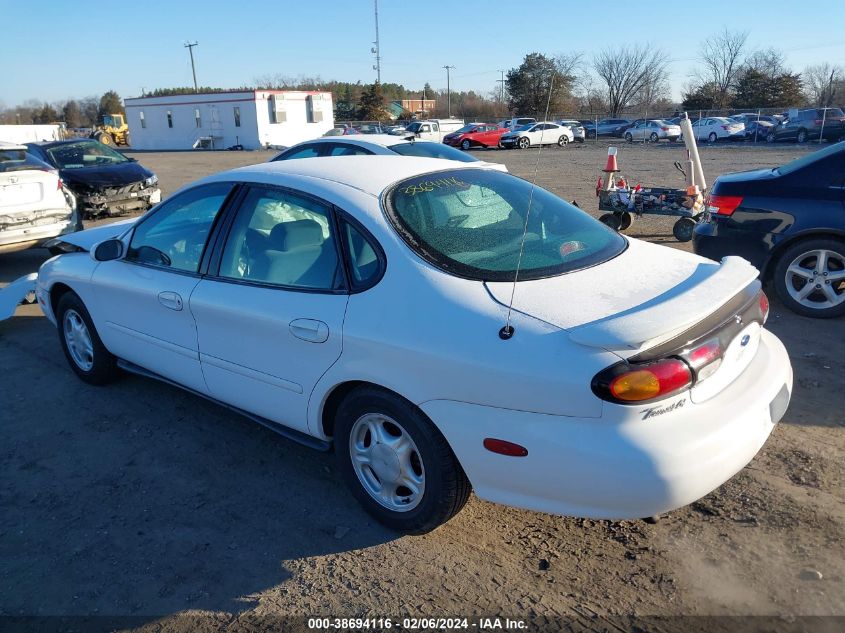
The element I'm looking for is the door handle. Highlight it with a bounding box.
[289,318,329,343]
[157,291,183,311]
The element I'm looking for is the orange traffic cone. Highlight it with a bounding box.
[603,147,619,173]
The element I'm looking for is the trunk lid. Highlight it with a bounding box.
[484,238,759,356]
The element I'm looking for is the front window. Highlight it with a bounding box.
[388,141,479,163]
[45,140,129,169]
[385,169,627,282]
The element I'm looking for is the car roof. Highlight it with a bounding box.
[27,138,97,148]
[290,134,411,149]
[208,155,489,197]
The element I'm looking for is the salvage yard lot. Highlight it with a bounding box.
[1,143,842,627]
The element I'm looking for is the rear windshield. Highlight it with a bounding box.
[384,168,627,281]
[776,143,845,176]
[388,142,479,163]
[45,140,130,169]
[0,150,53,173]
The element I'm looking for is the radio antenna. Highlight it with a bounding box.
[499,75,555,340]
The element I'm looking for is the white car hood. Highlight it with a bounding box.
[485,238,759,355]
[53,218,137,251]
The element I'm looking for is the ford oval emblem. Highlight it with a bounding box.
[740,334,751,347]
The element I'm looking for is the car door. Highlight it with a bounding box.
[189,183,349,433]
[90,182,235,393]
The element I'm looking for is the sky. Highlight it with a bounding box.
[2,0,844,107]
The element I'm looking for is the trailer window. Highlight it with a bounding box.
[234,106,241,127]
[167,111,173,128]
[195,109,202,128]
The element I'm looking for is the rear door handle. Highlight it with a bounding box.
[158,291,183,311]
[289,318,329,343]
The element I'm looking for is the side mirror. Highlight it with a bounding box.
[92,238,124,262]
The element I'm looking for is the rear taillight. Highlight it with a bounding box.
[661,127,669,131]
[706,194,744,216]
[593,358,692,403]
[685,338,723,382]
[722,125,729,130]
[57,177,63,190]
[759,291,770,323]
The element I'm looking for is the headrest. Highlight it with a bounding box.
[269,219,324,250]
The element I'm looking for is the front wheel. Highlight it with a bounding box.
[708,132,718,143]
[56,291,119,385]
[624,133,633,143]
[557,135,569,147]
[518,137,530,149]
[797,128,808,143]
[649,132,659,142]
[598,213,621,231]
[460,139,471,151]
[773,238,845,318]
[335,387,471,534]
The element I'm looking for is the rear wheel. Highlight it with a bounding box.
[624,132,633,143]
[518,136,530,149]
[797,128,808,143]
[598,213,621,231]
[618,211,633,231]
[672,217,696,242]
[335,387,471,534]
[557,135,569,147]
[460,139,471,151]
[98,132,114,146]
[56,292,119,385]
[708,132,718,143]
[767,133,776,143]
[773,238,845,318]
[649,132,660,142]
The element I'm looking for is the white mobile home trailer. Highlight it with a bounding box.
[124,90,334,150]
[0,124,65,144]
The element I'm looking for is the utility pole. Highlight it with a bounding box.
[371,0,381,83]
[184,41,199,93]
[496,69,506,103]
[443,65,455,118]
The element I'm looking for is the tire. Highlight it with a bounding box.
[767,133,776,143]
[518,136,530,149]
[334,386,471,534]
[98,132,114,146]
[797,128,808,143]
[557,135,569,147]
[598,213,621,231]
[672,217,696,242]
[618,211,633,231]
[649,132,659,143]
[772,238,845,318]
[708,132,718,143]
[56,291,119,385]
[460,139,471,151]
[668,136,679,142]
[624,133,633,143]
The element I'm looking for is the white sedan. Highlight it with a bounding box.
[0,142,78,254]
[271,134,507,172]
[499,122,574,149]
[687,117,745,142]
[27,156,792,533]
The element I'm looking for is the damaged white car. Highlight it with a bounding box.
[0,142,79,255]
[19,156,794,533]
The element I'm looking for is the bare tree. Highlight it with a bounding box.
[592,45,669,116]
[699,29,748,108]
[804,63,842,107]
[743,47,787,80]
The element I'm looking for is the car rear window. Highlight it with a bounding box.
[384,168,627,282]
[0,150,53,173]
[388,142,479,163]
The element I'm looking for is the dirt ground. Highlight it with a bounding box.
[0,141,842,632]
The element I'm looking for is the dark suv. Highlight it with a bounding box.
[767,108,845,143]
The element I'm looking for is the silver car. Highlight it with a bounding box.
[556,120,586,143]
[623,120,682,143]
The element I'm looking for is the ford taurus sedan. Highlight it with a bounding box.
[31,156,793,533]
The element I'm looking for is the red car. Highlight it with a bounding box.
[443,123,508,150]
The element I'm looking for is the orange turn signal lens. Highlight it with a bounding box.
[607,359,692,402]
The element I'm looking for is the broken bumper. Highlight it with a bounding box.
[0,202,80,254]
[0,273,38,321]
[77,186,161,217]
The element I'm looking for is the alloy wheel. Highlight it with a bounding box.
[349,413,426,512]
[784,249,845,310]
[63,309,95,371]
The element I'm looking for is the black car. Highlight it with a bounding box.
[693,142,845,318]
[26,139,160,219]
[766,108,845,144]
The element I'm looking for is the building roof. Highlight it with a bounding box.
[124,89,332,107]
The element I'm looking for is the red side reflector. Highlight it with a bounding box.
[707,194,744,216]
[759,291,770,323]
[483,438,528,457]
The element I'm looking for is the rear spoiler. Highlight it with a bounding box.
[568,256,759,351]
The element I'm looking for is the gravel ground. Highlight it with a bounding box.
[0,141,842,632]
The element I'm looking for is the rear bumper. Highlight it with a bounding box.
[0,209,78,254]
[692,220,771,273]
[422,329,792,519]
